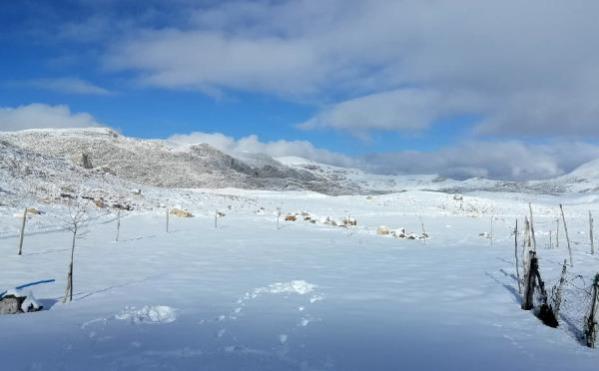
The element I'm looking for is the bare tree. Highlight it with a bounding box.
[63,197,90,303]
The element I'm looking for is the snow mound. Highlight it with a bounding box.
[115,305,177,324]
[1,288,42,312]
[254,280,317,296]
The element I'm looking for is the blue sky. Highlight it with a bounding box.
[2,0,599,180]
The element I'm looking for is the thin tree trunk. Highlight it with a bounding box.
[514,219,522,294]
[64,227,77,303]
[214,211,218,229]
[17,208,27,256]
[560,204,574,267]
[63,267,71,304]
[590,211,595,255]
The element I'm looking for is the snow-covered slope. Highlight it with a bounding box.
[538,158,599,194]
[3,128,599,211]
[0,129,361,207]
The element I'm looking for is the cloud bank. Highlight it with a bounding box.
[104,0,599,138]
[168,132,599,181]
[0,103,103,131]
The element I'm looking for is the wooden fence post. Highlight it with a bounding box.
[529,203,537,251]
[556,218,560,248]
[514,219,522,294]
[17,208,27,256]
[559,204,573,267]
[590,211,595,255]
[522,251,537,310]
[420,216,427,245]
[584,274,599,348]
[552,260,568,319]
[490,216,494,248]
[115,210,121,242]
[166,208,170,233]
[522,217,532,278]
[276,208,281,230]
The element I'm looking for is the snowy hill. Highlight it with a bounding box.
[2,128,599,211]
[0,128,363,207]
[540,158,599,194]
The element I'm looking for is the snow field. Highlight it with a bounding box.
[1,189,599,370]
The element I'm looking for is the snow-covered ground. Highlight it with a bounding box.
[1,189,599,370]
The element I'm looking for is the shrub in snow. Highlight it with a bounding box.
[115,305,177,324]
[377,226,390,236]
[343,217,357,226]
[170,208,194,218]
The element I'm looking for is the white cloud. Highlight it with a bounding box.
[14,78,111,95]
[361,141,599,181]
[103,0,599,137]
[167,132,355,167]
[300,89,481,134]
[0,103,103,131]
[167,131,599,181]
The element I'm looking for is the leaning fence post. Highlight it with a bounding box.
[584,274,599,348]
[514,219,522,294]
[559,204,574,267]
[522,251,537,310]
[17,208,28,256]
[552,260,567,319]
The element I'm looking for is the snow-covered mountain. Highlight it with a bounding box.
[2,128,599,210]
[0,128,363,207]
